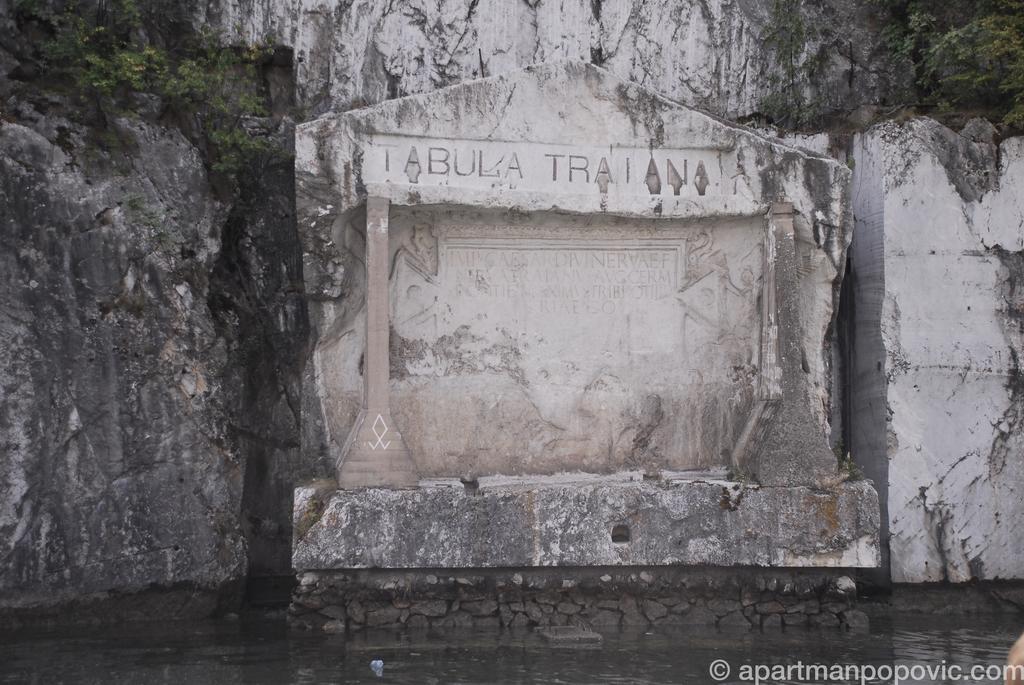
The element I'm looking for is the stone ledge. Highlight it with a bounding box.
[293,477,879,570]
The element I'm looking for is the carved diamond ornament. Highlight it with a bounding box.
[368,413,391,451]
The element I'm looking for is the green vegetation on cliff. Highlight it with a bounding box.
[880,0,1024,126]
[14,0,282,182]
[762,0,825,129]
[759,0,1024,130]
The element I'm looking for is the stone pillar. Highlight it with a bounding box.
[336,197,419,489]
[747,202,838,487]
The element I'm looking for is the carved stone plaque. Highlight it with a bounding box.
[298,60,854,490]
[292,62,878,577]
[387,210,766,476]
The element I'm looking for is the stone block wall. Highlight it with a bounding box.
[289,568,866,634]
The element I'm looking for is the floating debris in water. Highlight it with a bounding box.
[535,626,604,645]
[370,659,384,677]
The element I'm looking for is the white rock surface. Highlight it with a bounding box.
[199,0,899,120]
[851,120,1024,582]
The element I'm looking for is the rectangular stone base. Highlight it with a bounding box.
[292,475,879,570]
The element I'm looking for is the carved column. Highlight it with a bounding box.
[730,205,783,472]
[336,196,419,489]
[743,201,838,486]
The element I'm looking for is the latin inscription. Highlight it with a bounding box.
[370,136,726,198]
[445,243,678,316]
[390,220,768,469]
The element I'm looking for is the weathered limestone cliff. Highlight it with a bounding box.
[1,0,1022,624]
[0,2,309,622]
[850,119,1024,584]
[0,110,248,618]
[198,0,904,122]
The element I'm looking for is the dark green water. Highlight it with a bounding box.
[1,614,1021,684]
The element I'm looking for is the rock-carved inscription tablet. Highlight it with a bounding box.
[389,214,765,476]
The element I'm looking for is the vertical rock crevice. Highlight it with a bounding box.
[207,56,312,582]
[847,129,891,588]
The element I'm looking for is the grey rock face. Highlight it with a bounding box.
[209,122,312,577]
[0,48,309,618]
[0,112,246,616]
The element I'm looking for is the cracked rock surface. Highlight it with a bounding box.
[200,0,904,121]
[850,119,1024,583]
[0,0,310,616]
[0,109,247,616]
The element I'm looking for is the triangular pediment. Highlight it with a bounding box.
[297,61,846,220]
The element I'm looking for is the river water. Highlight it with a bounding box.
[1,614,1021,684]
